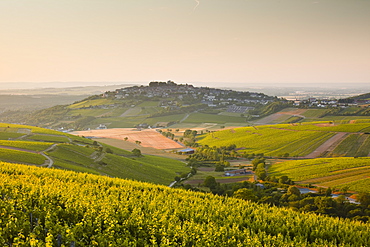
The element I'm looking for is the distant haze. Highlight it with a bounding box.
[0,0,369,86]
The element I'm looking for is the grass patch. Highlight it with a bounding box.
[26,135,70,143]
[184,113,246,124]
[0,140,53,151]
[0,149,46,165]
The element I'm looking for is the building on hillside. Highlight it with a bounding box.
[96,124,107,129]
[178,148,195,155]
[224,169,249,176]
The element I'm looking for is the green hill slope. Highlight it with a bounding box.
[269,157,370,193]
[0,162,369,246]
[197,121,370,157]
[0,123,189,185]
[0,83,289,130]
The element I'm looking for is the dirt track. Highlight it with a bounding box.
[253,109,307,125]
[303,132,347,158]
[73,128,184,150]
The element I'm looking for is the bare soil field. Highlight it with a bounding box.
[72,128,184,150]
[253,108,307,125]
[96,138,186,161]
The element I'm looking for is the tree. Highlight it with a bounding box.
[132,148,142,157]
[124,137,128,141]
[215,164,224,172]
[358,192,370,208]
[325,187,332,197]
[233,188,258,202]
[105,147,113,154]
[287,186,301,196]
[135,140,141,145]
[252,158,265,171]
[255,168,267,180]
[203,176,217,189]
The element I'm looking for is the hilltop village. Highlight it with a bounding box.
[103,81,276,110]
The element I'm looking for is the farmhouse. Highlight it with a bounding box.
[178,148,195,155]
[224,169,249,176]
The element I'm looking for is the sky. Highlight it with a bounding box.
[0,0,369,87]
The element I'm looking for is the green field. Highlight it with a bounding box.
[0,123,190,185]
[0,162,369,246]
[97,154,189,185]
[326,133,370,157]
[269,157,370,193]
[301,115,370,123]
[184,113,246,124]
[26,134,70,143]
[198,121,370,157]
[0,140,52,151]
[47,143,189,185]
[68,98,120,109]
[0,132,25,140]
[198,125,335,157]
[145,114,187,125]
[0,149,46,165]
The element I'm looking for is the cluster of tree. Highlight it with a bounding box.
[186,145,238,162]
[174,168,197,182]
[183,129,197,139]
[252,157,267,180]
[149,80,177,87]
[183,177,370,223]
[131,148,142,157]
[148,104,206,118]
[242,152,264,160]
[214,160,230,172]
[159,130,175,140]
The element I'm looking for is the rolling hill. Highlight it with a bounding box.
[269,157,370,193]
[0,82,290,130]
[0,123,189,185]
[197,120,370,158]
[0,162,369,246]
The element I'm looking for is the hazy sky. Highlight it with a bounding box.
[1,0,369,86]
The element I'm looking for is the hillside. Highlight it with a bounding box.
[0,81,290,130]
[342,92,370,102]
[270,157,370,193]
[0,123,189,185]
[0,162,369,246]
[197,120,370,158]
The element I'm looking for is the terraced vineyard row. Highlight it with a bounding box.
[0,149,46,165]
[0,140,53,151]
[269,157,370,193]
[199,126,335,157]
[198,121,370,157]
[327,134,370,157]
[0,162,369,246]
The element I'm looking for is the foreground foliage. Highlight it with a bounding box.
[0,162,370,246]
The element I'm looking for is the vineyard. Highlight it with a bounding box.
[0,149,46,165]
[326,134,370,157]
[0,162,369,246]
[198,126,334,157]
[269,157,370,193]
[0,140,53,152]
[198,121,370,157]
